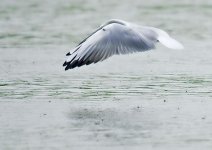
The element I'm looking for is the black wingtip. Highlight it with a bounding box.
[65,66,69,71]
[66,52,71,56]
[63,61,67,66]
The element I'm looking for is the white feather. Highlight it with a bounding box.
[63,19,184,70]
[148,27,184,50]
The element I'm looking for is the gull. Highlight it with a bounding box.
[63,19,183,70]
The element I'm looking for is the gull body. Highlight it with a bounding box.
[63,19,183,70]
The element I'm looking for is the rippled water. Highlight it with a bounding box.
[0,0,212,149]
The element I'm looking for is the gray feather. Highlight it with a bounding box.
[63,19,178,70]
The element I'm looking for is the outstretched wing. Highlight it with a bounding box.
[63,22,157,70]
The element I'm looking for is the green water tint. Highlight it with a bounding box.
[1,75,211,100]
[60,4,95,13]
[142,4,212,10]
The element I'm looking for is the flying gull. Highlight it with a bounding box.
[63,19,183,70]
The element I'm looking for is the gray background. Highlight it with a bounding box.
[0,0,212,150]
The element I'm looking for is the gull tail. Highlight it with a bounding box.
[150,27,184,50]
[158,35,184,50]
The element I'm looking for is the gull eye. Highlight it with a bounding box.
[102,28,106,31]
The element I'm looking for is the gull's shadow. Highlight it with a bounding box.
[67,106,160,144]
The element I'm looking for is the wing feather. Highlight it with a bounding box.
[63,21,157,70]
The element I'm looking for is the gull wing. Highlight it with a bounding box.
[63,22,156,70]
